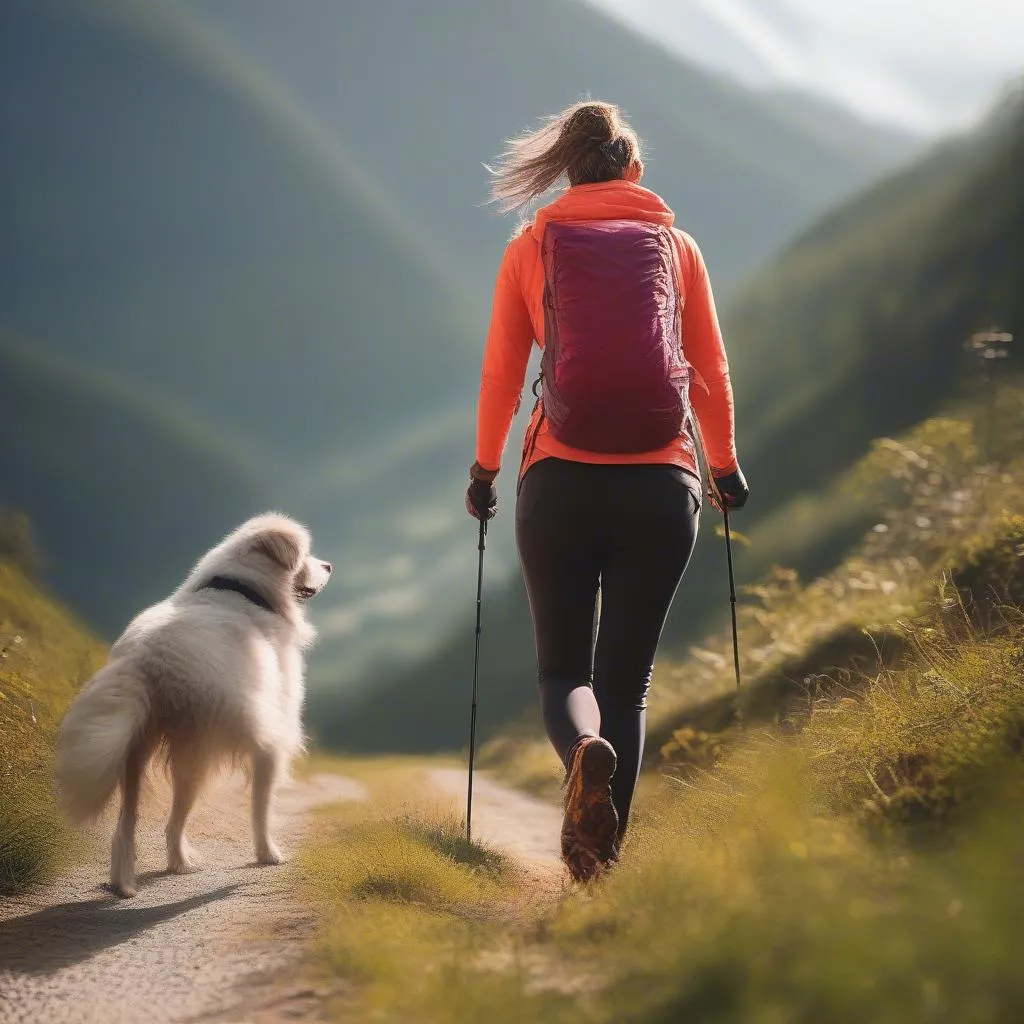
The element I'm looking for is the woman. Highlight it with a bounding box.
[466,101,748,882]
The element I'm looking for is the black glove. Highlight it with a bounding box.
[710,466,749,511]
[466,462,498,520]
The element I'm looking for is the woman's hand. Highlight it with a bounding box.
[710,466,749,511]
[466,463,499,520]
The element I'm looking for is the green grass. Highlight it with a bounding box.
[0,542,106,894]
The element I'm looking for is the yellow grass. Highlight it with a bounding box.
[294,764,568,1021]
[301,605,1024,1021]
[0,559,106,893]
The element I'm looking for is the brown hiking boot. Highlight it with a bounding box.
[561,736,619,882]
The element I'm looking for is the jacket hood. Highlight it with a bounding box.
[532,180,675,237]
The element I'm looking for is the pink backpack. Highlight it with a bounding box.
[539,219,691,453]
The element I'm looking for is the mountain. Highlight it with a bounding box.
[761,89,921,168]
[314,92,1023,753]
[1,0,905,672]
[176,0,909,292]
[0,0,479,634]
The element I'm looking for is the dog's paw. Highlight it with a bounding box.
[110,875,137,898]
[167,845,202,874]
[255,841,285,866]
[110,842,137,897]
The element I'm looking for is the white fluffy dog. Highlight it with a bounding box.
[55,513,332,897]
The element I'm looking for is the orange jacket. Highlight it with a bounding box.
[475,180,738,483]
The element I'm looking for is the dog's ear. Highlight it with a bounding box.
[253,528,303,573]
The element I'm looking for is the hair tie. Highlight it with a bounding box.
[600,137,629,166]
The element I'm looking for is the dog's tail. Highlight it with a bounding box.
[55,661,152,823]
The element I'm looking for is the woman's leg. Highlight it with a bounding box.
[515,460,603,766]
[592,466,700,836]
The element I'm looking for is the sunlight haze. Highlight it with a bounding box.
[591,0,1024,132]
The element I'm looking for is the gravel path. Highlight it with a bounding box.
[0,770,365,1024]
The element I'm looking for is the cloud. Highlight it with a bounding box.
[690,0,943,130]
[775,0,1024,126]
[593,0,1024,131]
[691,0,804,81]
[779,0,1024,70]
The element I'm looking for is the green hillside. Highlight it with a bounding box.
[315,93,1023,754]
[729,95,1024,512]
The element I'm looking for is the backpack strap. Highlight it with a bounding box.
[664,227,711,491]
[665,227,686,356]
[665,228,709,397]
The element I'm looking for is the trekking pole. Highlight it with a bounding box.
[466,518,486,844]
[694,425,743,722]
[721,507,742,698]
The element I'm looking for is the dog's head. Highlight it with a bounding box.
[197,513,332,606]
[246,514,332,601]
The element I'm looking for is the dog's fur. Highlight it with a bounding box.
[54,513,331,897]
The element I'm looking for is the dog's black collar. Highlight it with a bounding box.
[199,575,276,613]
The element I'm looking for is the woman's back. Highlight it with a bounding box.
[478,177,738,485]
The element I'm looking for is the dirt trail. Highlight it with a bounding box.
[0,766,564,1023]
[0,770,365,1024]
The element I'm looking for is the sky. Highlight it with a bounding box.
[591,0,1024,133]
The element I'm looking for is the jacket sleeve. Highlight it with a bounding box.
[475,239,535,473]
[676,232,738,475]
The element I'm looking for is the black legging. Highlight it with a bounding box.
[515,458,700,835]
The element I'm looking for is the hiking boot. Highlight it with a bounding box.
[561,736,619,882]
